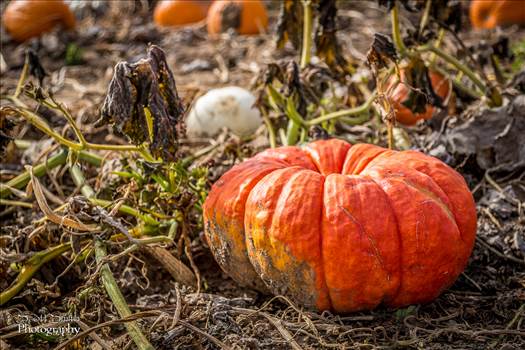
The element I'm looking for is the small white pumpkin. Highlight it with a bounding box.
[186,86,262,137]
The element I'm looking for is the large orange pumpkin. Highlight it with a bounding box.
[2,0,76,42]
[206,0,268,35]
[470,0,525,29]
[204,139,477,312]
[387,69,450,126]
[153,0,211,27]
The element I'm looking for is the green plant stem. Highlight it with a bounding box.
[0,149,102,199]
[418,0,432,36]
[284,98,306,146]
[181,143,220,168]
[418,45,502,106]
[429,28,445,65]
[391,3,408,57]
[261,108,277,148]
[300,0,313,69]
[94,240,154,350]
[42,99,87,146]
[286,120,301,146]
[305,92,377,126]
[11,105,145,153]
[14,55,29,99]
[0,199,33,208]
[18,107,84,150]
[0,243,71,305]
[69,165,159,227]
[418,45,487,93]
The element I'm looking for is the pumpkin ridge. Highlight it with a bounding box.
[301,145,323,174]
[407,170,465,245]
[412,168,472,245]
[339,205,389,277]
[365,164,462,243]
[317,175,334,310]
[383,150,476,247]
[203,159,287,291]
[363,175,403,304]
[244,167,331,309]
[356,150,397,174]
[272,169,332,309]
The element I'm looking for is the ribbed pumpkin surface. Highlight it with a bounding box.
[204,139,477,312]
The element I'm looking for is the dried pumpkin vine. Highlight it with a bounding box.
[0,46,208,349]
[258,0,375,148]
[258,0,504,149]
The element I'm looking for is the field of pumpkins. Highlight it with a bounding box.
[0,1,524,349]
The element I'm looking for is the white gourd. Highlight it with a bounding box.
[186,86,262,137]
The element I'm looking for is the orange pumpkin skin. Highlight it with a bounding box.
[470,0,525,29]
[206,0,268,35]
[153,0,210,27]
[2,0,76,42]
[387,70,450,126]
[204,139,477,312]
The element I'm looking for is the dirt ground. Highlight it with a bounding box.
[0,1,524,349]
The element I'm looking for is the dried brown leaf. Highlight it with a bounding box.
[98,45,184,161]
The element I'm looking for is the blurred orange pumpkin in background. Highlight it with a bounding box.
[153,0,211,27]
[207,0,268,35]
[387,69,451,126]
[470,0,525,29]
[2,0,76,42]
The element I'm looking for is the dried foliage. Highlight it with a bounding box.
[277,0,352,77]
[276,0,304,53]
[26,49,48,87]
[98,45,184,161]
[366,32,398,73]
[314,0,352,76]
[0,109,16,160]
[401,58,445,113]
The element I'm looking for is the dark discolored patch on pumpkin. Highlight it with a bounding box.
[205,216,268,292]
[245,229,320,310]
[219,3,242,33]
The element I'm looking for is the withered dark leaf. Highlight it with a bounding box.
[0,107,17,160]
[253,61,311,118]
[27,49,47,87]
[98,45,184,161]
[401,58,444,114]
[491,37,512,60]
[284,61,308,116]
[366,33,398,72]
[276,0,304,51]
[314,0,353,77]
[428,0,462,33]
